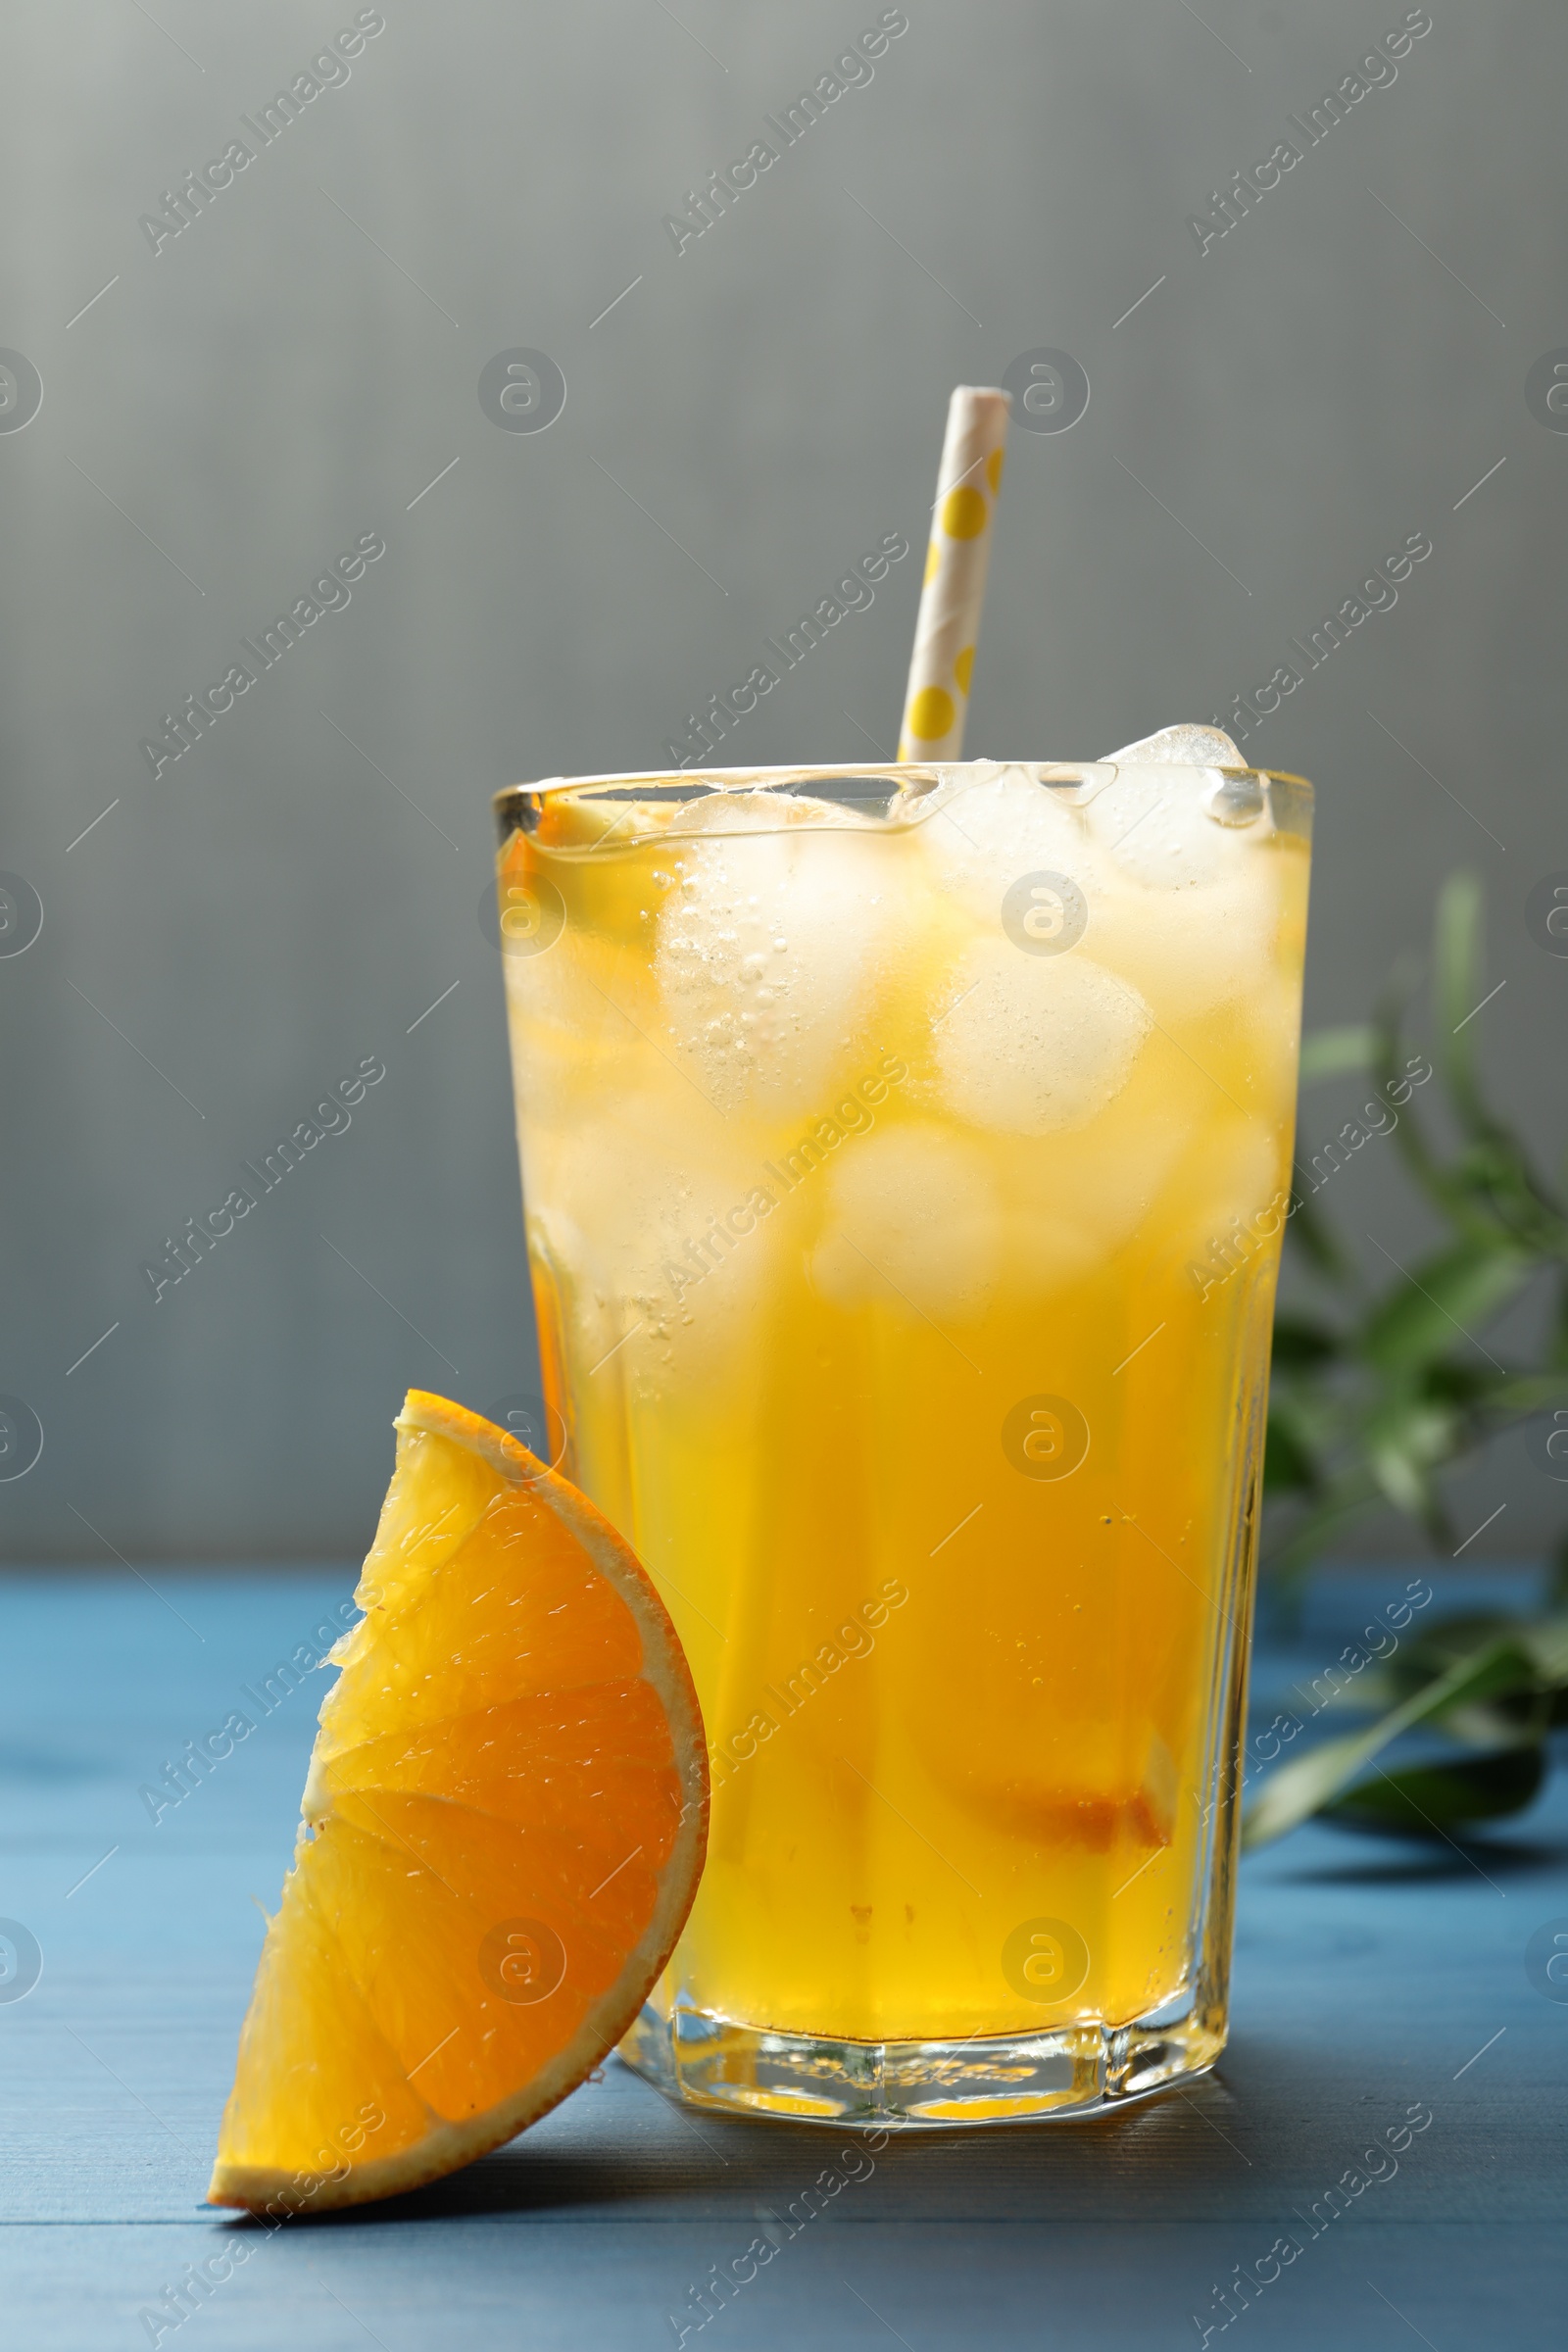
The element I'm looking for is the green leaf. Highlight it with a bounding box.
[1551,1531,1568,1613]
[1271,1314,1342,1369]
[1325,1743,1544,1832]
[1434,870,1486,1098]
[1282,1172,1355,1284]
[1442,1700,1546,1749]
[1397,1612,1521,1685]
[1517,1614,1568,1688]
[1483,1374,1568,1415]
[1242,1634,1537,1847]
[1299,1026,1376,1084]
[1262,1468,1384,1583]
[1321,1666,1401,1713]
[1259,1467,1382,1580]
[1423,1360,1511,1415]
[1358,1238,1533,1373]
[1425,875,1568,1250]
[1386,1615,1565,1731]
[1266,867,1568,1605]
[1263,1411,1318,1494]
[1358,1389,1476,1541]
[1368,988,1489,1236]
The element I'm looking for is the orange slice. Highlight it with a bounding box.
[207,1391,708,2213]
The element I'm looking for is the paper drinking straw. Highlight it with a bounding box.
[897,386,1010,762]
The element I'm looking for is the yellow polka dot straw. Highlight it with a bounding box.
[897,386,1010,762]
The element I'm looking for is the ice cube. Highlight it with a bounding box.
[1165,1116,1288,1277]
[1084,762,1241,891]
[933,761,1089,872]
[1100,722,1246,765]
[809,1123,1001,1317]
[659,788,866,836]
[655,823,891,1115]
[933,938,1152,1136]
[526,1089,784,1370]
[1001,1087,1200,1284]
[913,761,1102,946]
[1087,721,1278,892]
[1087,839,1289,1017]
[1070,721,1283,1004]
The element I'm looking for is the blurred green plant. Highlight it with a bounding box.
[1244,872,1568,1848]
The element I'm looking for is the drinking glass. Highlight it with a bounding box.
[493,756,1311,2127]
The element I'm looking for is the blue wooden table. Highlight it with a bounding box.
[2,1567,1563,2350]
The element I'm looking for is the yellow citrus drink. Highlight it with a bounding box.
[495,752,1310,2126]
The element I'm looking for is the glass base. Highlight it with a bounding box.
[619,1997,1224,2130]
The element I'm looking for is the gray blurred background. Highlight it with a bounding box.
[2,0,1562,1562]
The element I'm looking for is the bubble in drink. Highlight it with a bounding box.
[655,822,891,1114]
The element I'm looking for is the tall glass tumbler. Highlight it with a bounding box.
[493,758,1311,2128]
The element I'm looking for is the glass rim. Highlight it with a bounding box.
[492,760,1313,846]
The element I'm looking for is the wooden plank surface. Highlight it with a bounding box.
[1,1567,1563,2349]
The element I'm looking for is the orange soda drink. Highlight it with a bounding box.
[494,749,1311,2126]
